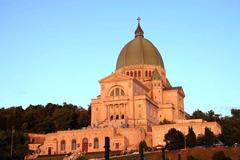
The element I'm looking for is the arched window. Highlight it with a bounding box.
[109,87,125,96]
[130,71,133,77]
[60,140,66,151]
[126,72,129,76]
[110,90,114,96]
[72,139,77,150]
[121,89,124,96]
[121,114,125,119]
[138,71,141,77]
[110,115,113,120]
[93,138,99,149]
[116,115,119,120]
[134,71,137,77]
[149,71,152,77]
[145,70,148,77]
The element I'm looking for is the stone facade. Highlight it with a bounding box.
[27,22,221,157]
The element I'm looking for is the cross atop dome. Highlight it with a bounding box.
[135,17,144,38]
[137,17,141,24]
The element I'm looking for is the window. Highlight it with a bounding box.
[145,70,148,77]
[121,89,124,96]
[60,140,66,151]
[130,71,133,77]
[121,114,125,119]
[93,138,99,149]
[116,115,119,120]
[149,71,152,77]
[115,143,119,149]
[116,88,120,96]
[134,71,137,77]
[72,139,77,150]
[126,72,129,76]
[110,115,113,120]
[138,71,141,77]
[110,90,114,96]
[109,87,125,96]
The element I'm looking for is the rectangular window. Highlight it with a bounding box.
[115,143,119,149]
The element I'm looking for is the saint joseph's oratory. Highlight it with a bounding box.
[27,20,221,157]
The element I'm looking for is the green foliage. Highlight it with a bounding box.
[221,109,240,146]
[190,108,240,146]
[186,127,197,148]
[164,128,185,150]
[0,130,28,160]
[187,155,198,160]
[0,103,90,133]
[191,109,221,123]
[204,127,215,145]
[197,127,215,146]
[212,151,231,160]
[0,102,91,159]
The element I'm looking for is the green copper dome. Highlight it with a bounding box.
[116,22,165,70]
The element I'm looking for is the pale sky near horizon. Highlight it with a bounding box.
[0,0,239,115]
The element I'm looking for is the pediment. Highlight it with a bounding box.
[99,72,133,83]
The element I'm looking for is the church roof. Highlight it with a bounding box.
[116,19,165,70]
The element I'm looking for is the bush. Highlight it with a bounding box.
[212,151,231,160]
[164,128,185,150]
[187,155,198,160]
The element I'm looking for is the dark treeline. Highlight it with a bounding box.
[0,103,91,160]
[0,102,91,133]
[190,109,240,146]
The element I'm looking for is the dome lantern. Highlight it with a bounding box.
[135,17,144,38]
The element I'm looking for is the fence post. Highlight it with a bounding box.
[161,148,165,160]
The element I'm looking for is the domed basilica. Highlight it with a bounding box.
[27,20,221,157]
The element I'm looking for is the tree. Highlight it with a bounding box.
[0,130,28,160]
[204,127,215,145]
[198,127,215,146]
[191,110,206,120]
[221,109,240,146]
[187,155,198,160]
[164,128,185,150]
[191,109,221,123]
[186,127,197,148]
[212,151,231,160]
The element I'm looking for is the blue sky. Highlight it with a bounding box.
[0,0,239,115]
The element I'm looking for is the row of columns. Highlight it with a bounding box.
[106,103,127,120]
